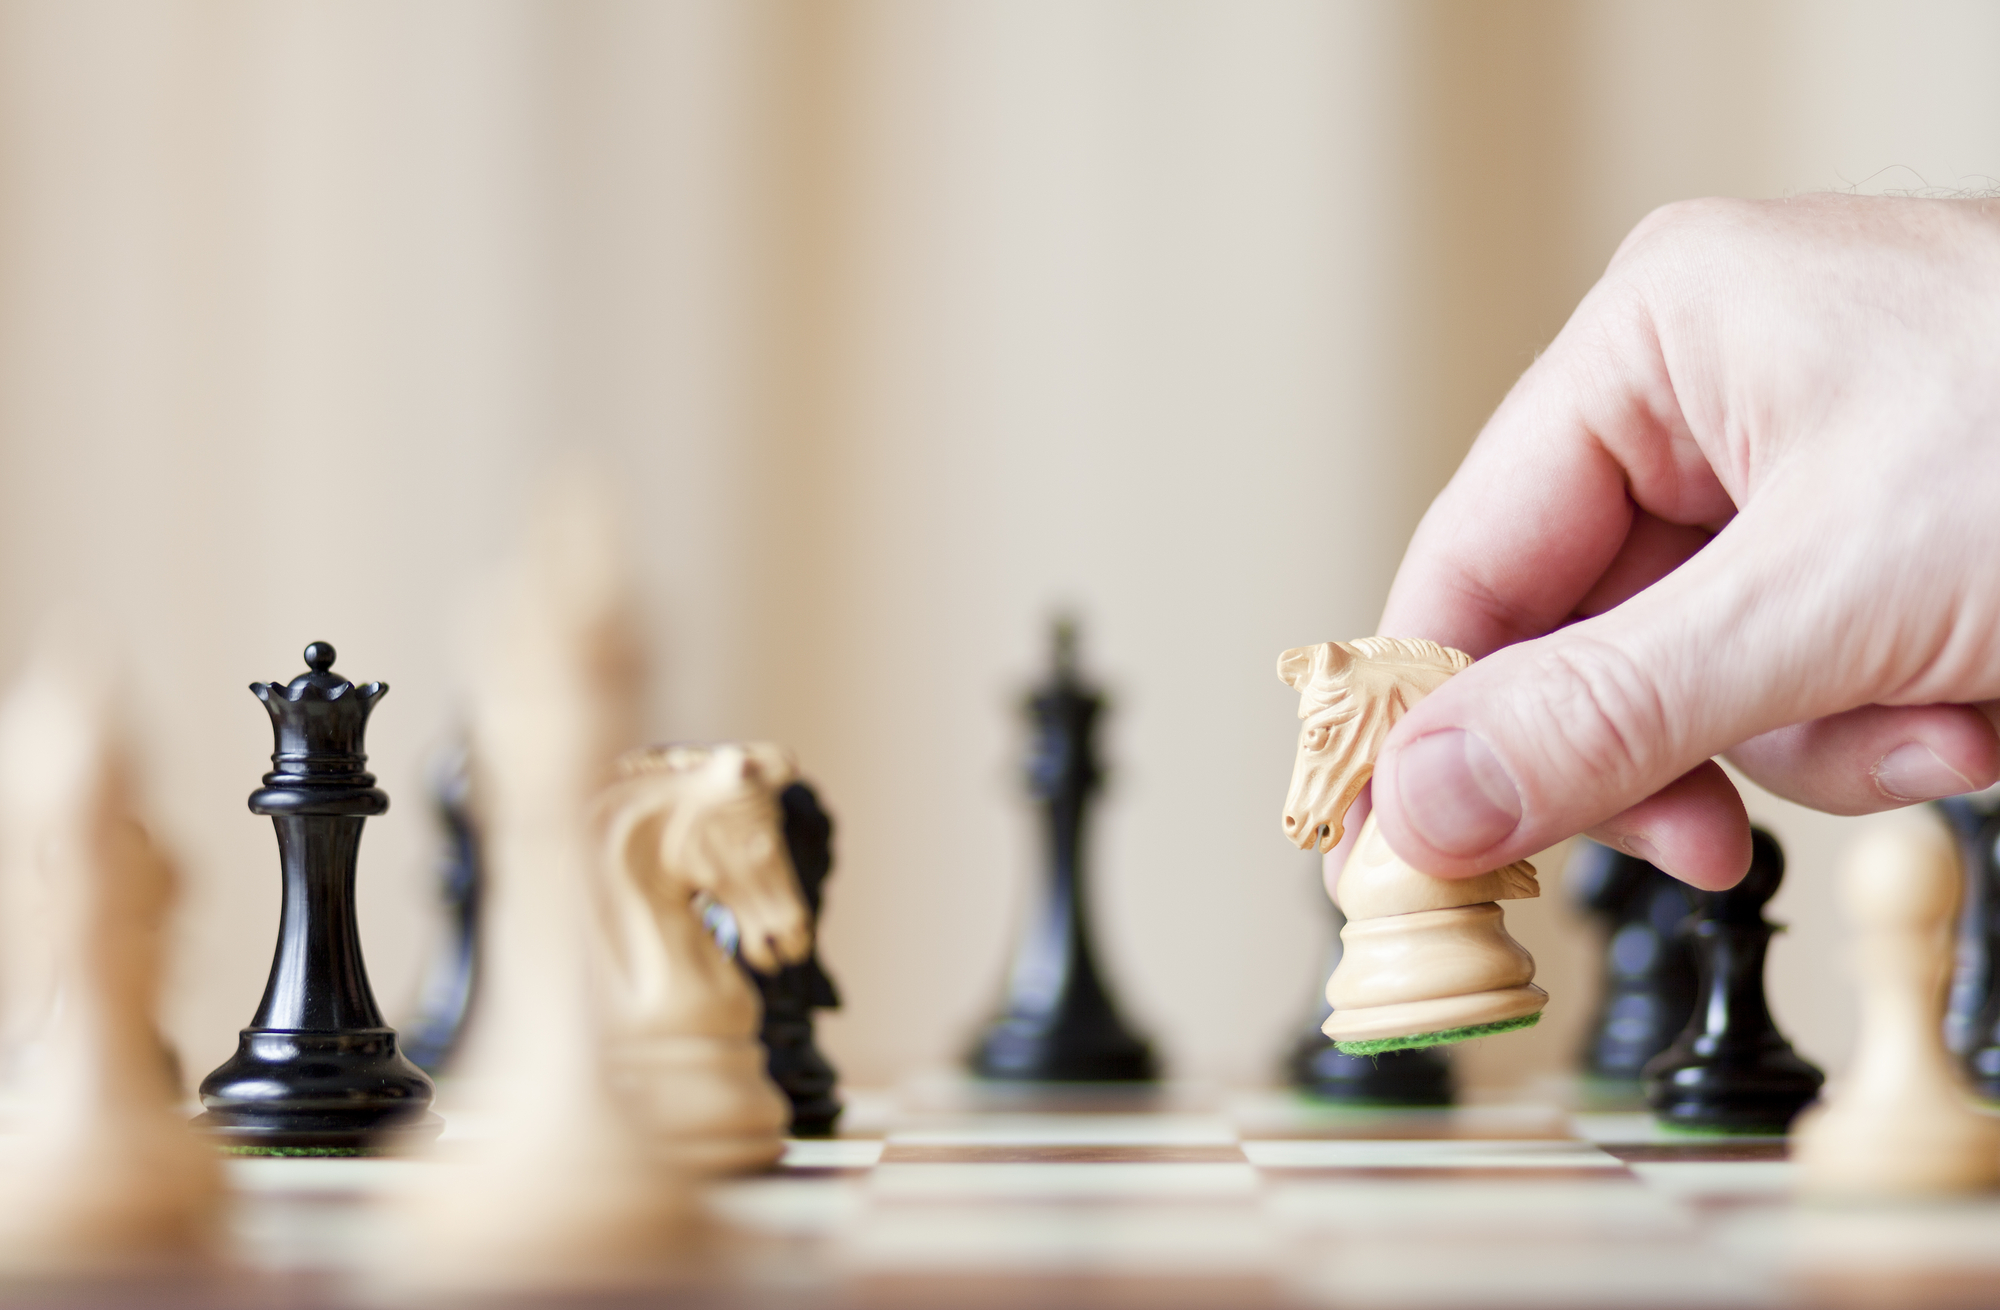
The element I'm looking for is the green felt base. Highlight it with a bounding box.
[1333,1011,1541,1056]
[217,1145,368,1158]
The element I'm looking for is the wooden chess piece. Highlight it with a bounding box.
[1570,841,1697,1085]
[592,742,812,1173]
[1642,828,1822,1133]
[1287,894,1453,1104]
[974,619,1156,1081]
[715,781,845,1136]
[1278,638,1545,1053]
[401,743,482,1075]
[0,636,221,1270]
[392,476,691,1293]
[193,643,440,1153]
[1939,795,2000,1100]
[1794,813,2000,1198]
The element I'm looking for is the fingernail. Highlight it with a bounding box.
[1622,835,1667,869]
[1873,742,1974,802]
[1393,729,1522,857]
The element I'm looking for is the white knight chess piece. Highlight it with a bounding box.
[593,742,813,1174]
[1278,638,1545,1052]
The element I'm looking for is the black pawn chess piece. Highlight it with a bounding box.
[1288,897,1451,1104]
[720,781,845,1136]
[1570,841,1698,1084]
[400,744,482,1075]
[1939,795,2000,1100]
[972,620,1156,1082]
[194,643,441,1153]
[1642,828,1823,1133]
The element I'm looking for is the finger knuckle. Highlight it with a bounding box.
[1527,638,1671,788]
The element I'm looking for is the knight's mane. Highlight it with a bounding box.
[1296,637,1471,721]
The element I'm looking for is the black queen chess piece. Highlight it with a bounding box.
[194,643,441,1153]
[1642,827,1823,1133]
[972,620,1156,1082]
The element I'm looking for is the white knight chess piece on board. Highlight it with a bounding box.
[1793,813,2000,1199]
[593,742,812,1174]
[0,636,221,1270]
[1278,638,1545,1054]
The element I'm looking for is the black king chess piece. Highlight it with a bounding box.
[1642,827,1823,1133]
[194,643,441,1153]
[1570,841,1698,1087]
[722,782,844,1136]
[972,620,1156,1082]
[1289,897,1452,1105]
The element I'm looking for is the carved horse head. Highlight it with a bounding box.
[1277,637,1471,853]
[606,742,813,974]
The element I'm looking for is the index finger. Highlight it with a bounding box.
[1380,285,1735,654]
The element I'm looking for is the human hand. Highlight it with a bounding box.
[1365,194,2000,890]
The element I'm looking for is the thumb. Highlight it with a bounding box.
[1370,513,1841,882]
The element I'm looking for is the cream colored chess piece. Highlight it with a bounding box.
[1793,813,2000,1199]
[0,634,220,1271]
[393,477,693,1293]
[1278,638,1545,1048]
[594,742,811,1174]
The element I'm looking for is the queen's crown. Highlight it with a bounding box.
[250,642,390,815]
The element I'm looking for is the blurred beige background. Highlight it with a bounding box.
[0,0,1996,1096]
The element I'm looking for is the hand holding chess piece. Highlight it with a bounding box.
[594,741,812,1172]
[1279,638,1545,1053]
[1794,813,2000,1198]
[0,632,220,1271]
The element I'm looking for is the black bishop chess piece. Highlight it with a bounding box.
[972,619,1156,1082]
[1570,841,1699,1090]
[1939,793,2000,1101]
[1642,827,1823,1133]
[194,643,441,1153]
[717,781,844,1136]
[400,743,481,1075]
[1288,897,1451,1105]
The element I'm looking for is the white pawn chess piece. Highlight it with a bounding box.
[390,476,694,1293]
[0,633,221,1271]
[1793,812,2000,1199]
[594,742,812,1174]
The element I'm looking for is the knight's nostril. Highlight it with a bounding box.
[1284,815,1297,829]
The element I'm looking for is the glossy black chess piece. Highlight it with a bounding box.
[1288,897,1451,1104]
[1939,795,2000,1100]
[720,781,845,1136]
[194,643,441,1153]
[400,744,481,1075]
[1642,827,1823,1133]
[972,620,1156,1082]
[1571,841,1698,1083]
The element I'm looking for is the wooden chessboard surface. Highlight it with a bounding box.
[15,1080,2000,1309]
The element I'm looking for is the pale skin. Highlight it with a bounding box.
[1349,194,2000,894]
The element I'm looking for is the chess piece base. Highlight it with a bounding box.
[605,1035,788,1173]
[1793,1098,2000,1197]
[1641,1039,1824,1134]
[193,1027,441,1152]
[1322,985,1548,1043]
[972,1013,1158,1083]
[1288,1033,1453,1106]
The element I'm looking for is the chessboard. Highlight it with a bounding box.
[166,1080,2000,1310]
